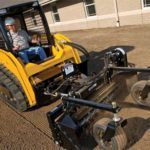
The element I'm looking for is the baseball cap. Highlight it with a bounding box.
[5,17,15,26]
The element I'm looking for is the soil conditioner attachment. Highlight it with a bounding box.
[44,48,129,150]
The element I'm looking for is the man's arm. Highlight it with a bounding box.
[21,30,31,42]
[21,29,41,46]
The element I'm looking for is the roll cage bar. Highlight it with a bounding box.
[0,1,52,53]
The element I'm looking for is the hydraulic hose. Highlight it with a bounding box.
[64,42,90,61]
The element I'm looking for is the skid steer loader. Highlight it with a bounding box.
[0,0,130,112]
[0,0,85,111]
[0,0,144,149]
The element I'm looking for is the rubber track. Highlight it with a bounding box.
[0,65,27,111]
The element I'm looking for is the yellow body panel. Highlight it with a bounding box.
[0,50,36,107]
[0,33,82,108]
[30,66,62,85]
[25,33,81,77]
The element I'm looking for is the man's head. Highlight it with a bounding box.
[5,17,17,32]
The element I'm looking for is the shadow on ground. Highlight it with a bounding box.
[124,117,150,149]
[138,72,150,80]
[83,45,135,74]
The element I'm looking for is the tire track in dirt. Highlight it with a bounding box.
[0,100,60,150]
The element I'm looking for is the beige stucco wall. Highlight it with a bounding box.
[142,10,150,24]
[95,0,117,28]
[45,0,117,32]
[41,0,150,32]
[57,0,85,21]
[117,0,141,12]
[95,0,115,15]
[119,15,142,26]
[117,0,142,26]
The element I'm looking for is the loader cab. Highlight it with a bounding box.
[0,1,54,63]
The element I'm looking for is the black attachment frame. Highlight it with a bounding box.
[110,66,150,73]
[61,96,120,113]
[47,95,122,149]
[102,121,116,142]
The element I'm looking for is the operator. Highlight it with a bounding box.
[5,17,47,63]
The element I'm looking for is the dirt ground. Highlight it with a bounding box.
[0,24,150,150]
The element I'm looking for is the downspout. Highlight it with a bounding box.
[140,0,144,25]
[113,0,120,27]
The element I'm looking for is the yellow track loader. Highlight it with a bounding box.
[0,0,85,111]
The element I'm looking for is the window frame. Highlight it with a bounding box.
[142,0,150,9]
[0,30,7,50]
[83,0,97,17]
[51,4,60,23]
[0,22,10,51]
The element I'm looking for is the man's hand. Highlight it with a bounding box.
[31,35,41,44]
[31,37,37,43]
[13,45,20,51]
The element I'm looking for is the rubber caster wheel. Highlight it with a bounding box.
[93,118,127,150]
[131,80,150,107]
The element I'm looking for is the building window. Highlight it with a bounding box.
[84,0,96,17]
[143,0,150,7]
[51,5,60,22]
